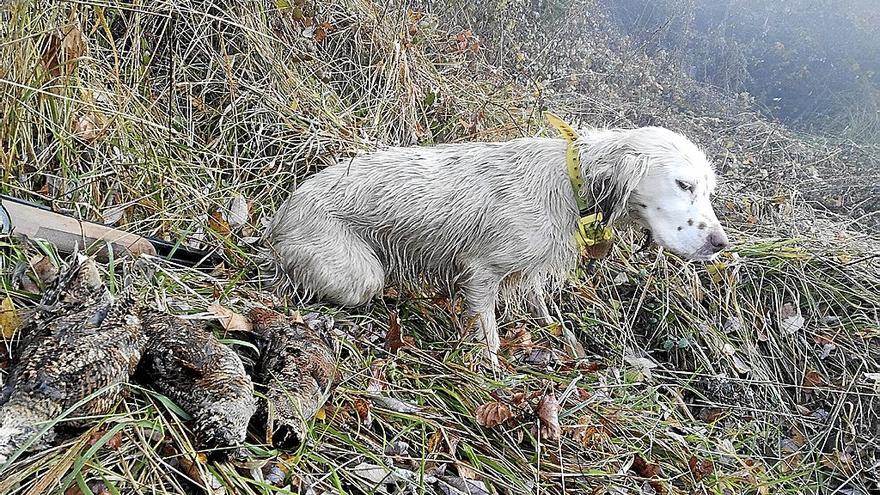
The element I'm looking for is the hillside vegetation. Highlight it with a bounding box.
[0,0,878,494]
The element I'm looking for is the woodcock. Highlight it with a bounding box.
[0,256,146,463]
[249,307,336,448]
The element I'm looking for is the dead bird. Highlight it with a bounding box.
[0,256,146,464]
[249,307,336,448]
[137,314,256,457]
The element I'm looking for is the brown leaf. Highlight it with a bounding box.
[61,23,85,60]
[571,417,603,447]
[180,453,222,489]
[208,303,253,333]
[42,23,85,78]
[353,398,372,427]
[500,324,532,352]
[688,456,715,482]
[698,407,726,423]
[535,392,561,441]
[802,368,825,388]
[87,429,123,449]
[474,401,513,428]
[208,211,231,237]
[41,35,62,79]
[385,311,413,353]
[427,428,460,456]
[631,454,664,494]
[631,454,660,478]
[72,113,101,142]
[313,21,334,43]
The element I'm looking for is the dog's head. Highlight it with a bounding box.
[578,127,729,261]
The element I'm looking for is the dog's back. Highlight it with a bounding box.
[263,137,579,305]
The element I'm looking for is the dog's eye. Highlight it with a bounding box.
[676,180,694,193]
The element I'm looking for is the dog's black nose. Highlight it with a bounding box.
[708,230,730,252]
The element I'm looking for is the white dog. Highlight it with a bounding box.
[262,126,729,364]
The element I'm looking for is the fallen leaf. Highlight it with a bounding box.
[72,113,100,142]
[313,21,334,43]
[455,30,472,51]
[731,354,752,375]
[571,417,602,447]
[225,194,249,228]
[87,429,123,449]
[698,407,725,423]
[535,392,561,441]
[264,463,287,486]
[352,462,418,486]
[366,360,386,392]
[208,211,231,237]
[624,355,658,381]
[434,474,490,495]
[43,23,85,78]
[180,453,223,490]
[779,303,805,335]
[353,397,372,426]
[426,429,456,454]
[706,262,726,283]
[688,456,714,482]
[0,297,20,338]
[380,440,409,458]
[474,401,513,428]
[523,347,559,369]
[61,23,85,60]
[500,324,532,352]
[631,454,660,477]
[630,454,664,494]
[722,316,743,334]
[367,394,421,413]
[208,303,253,333]
[802,369,825,388]
[385,311,413,353]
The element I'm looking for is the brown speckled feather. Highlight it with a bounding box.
[138,314,256,457]
[249,308,336,448]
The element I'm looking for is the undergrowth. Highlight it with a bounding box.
[0,0,877,493]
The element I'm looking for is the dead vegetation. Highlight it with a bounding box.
[0,0,878,494]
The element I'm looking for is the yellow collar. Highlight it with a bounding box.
[544,111,613,250]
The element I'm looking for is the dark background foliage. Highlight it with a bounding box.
[605,0,880,142]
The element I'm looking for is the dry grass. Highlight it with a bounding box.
[0,0,878,494]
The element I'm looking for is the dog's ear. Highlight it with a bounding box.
[575,131,650,223]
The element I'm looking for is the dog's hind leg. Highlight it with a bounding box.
[460,269,502,367]
[268,220,385,307]
[525,286,554,327]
